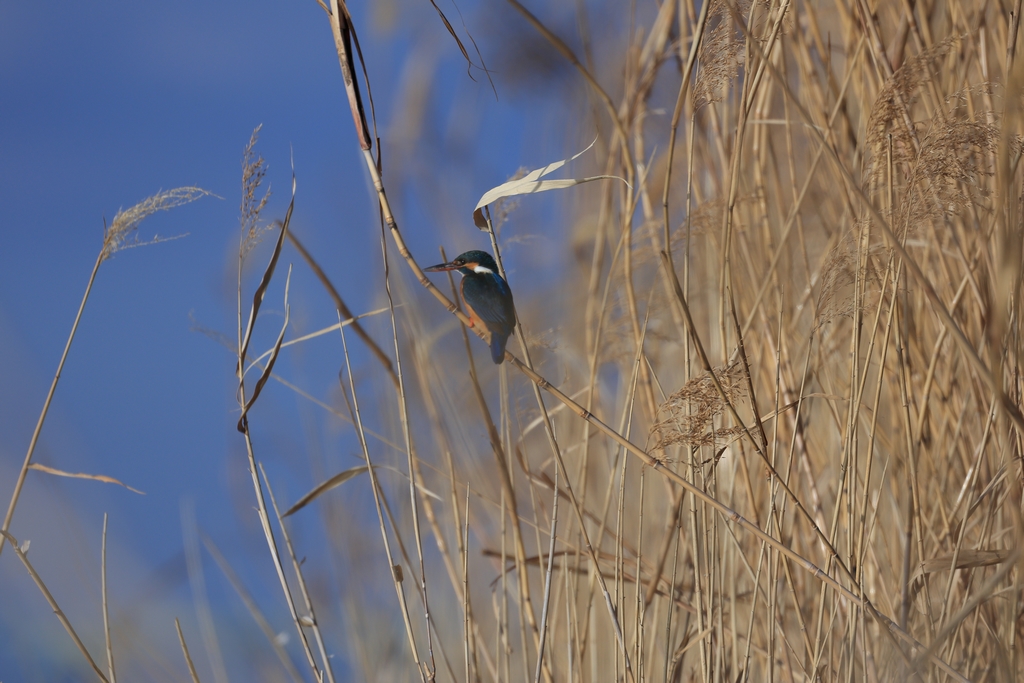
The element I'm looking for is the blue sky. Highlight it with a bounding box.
[0,0,599,680]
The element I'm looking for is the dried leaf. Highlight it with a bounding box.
[283,466,368,517]
[472,138,627,228]
[238,264,292,432]
[911,549,1012,583]
[28,463,144,494]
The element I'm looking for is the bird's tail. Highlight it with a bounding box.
[489,334,507,364]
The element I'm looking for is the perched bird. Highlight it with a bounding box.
[424,250,517,364]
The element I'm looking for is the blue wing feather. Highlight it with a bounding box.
[462,272,516,363]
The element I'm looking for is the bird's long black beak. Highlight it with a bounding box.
[424,261,458,272]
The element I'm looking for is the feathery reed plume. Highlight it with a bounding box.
[240,125,271,259]
[897,106,999,238]
[102,187,210,261]
[814,226,879,328]
[867,38,958,170]
[692,0,746,109]
[650,363,746,449]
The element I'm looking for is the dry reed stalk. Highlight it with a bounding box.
[337,321,428,682]
[201,535,305,683]
[232,133,334,682]
[260,464,337,683]
[174,618,203,683]
[1,530,109,681]
[101,514,116,683]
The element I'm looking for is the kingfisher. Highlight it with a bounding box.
[424,250,517,364]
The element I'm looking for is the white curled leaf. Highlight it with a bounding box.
[472,138,629,229]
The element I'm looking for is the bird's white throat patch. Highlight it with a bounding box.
[472,264,493,274]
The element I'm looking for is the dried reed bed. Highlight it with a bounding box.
[303,1,1024,681]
